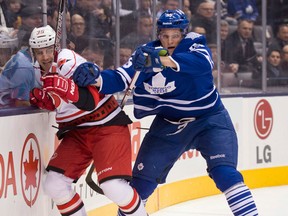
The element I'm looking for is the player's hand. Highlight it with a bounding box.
[73,62,101,87]
[132,46,168,73]
[29,88,56,111]
[132,46,147,71]
[142,46,168,69]
[41,73,79,103]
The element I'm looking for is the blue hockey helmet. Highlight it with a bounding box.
[157,9,189,34]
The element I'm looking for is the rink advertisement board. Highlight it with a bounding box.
[0,96,287,215]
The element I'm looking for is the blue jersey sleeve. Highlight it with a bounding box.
[100,60,136,94]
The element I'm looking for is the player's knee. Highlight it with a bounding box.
[43,171,74,200]
[209,165,244,192]
[100,179,134,206]
[130,177,158,200]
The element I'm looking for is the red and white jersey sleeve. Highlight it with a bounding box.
[54,49,122,127]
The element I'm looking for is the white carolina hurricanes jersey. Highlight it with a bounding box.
[35,48,121,126]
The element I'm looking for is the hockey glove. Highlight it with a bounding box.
[29,88,56,111]
[41,73,79,103]
[142,46,168,66]
[73,62,101,87]
[132,46,147,71]
[135,46,168,73]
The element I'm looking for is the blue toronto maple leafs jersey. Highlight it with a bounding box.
[100,32,222,120]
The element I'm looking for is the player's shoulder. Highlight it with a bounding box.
[174,32,208,53]
[185,32,206,45]
[58,49,86,78]
[58,48,76,58]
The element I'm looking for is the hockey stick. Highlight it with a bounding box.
[120,48,167,108]
[120,70,141,108]
[54,0,65,62]
[49,0,65,74]
[120,53,151,108]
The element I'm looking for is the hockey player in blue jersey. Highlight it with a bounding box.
[73,9,258,216]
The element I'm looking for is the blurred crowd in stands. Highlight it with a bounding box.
[1,0,288,108]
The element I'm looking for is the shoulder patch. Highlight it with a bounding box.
[58,59,70,70]
[186,32,202,40]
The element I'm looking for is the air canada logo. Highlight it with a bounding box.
[20,133,41,207]
[254,99,273,139]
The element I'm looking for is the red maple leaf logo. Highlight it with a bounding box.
[23,143,39,190]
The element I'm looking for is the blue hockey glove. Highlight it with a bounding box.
[132,46,168,73]
[132,46,147,71]
[142,46,168,65]
[73,62,100,87]
[141,46,168,73]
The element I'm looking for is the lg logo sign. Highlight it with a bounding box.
[254,99,273,139]
[253,99,272,163]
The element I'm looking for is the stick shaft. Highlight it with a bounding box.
[120,70,140,109]
[54,0,65,62]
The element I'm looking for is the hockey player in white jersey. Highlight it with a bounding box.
[29,25,148,216]
[73,9,259,216]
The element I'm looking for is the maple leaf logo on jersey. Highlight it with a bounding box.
[144,73,175,94]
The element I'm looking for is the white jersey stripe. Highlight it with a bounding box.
[134,92,218,112]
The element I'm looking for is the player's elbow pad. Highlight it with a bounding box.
[73,86,100,111]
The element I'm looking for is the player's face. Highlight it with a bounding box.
[158,28,182,54]
[33,45,54,73]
